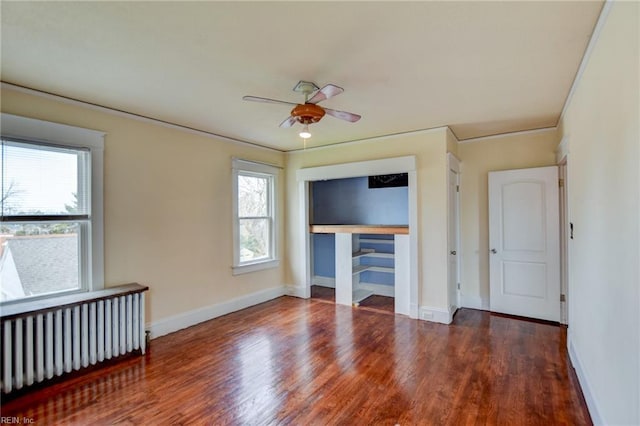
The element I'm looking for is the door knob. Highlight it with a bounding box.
[450,250,457,255]
[490,248,497,254]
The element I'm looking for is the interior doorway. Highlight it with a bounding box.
[296,156,419,319]
[308,175,408,314]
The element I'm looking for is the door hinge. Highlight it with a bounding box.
[456,185,459,192]
[560,294,566,302]
[559,178,564,188]
[457,283,461,290]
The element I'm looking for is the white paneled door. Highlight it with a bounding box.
[489,166,560,321]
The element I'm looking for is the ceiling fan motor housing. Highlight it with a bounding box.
[291,103,326,124]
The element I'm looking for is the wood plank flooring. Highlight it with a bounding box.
[310,284,335,303]
[0,296,591,425]
[358,294,395,314]
[311,285,395,315]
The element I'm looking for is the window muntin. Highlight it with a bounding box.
[1,138,91,303]
[232,159,278,274]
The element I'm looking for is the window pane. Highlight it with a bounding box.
[238,175,268,217]
[239,218,270,263]
[0,222,81,302]
[1,140,89,216]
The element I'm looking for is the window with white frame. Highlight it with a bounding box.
[0,114,104,303]
[232,158,279,274]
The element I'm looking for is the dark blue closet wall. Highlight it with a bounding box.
[311,176,408,225]
[312,176,408,279]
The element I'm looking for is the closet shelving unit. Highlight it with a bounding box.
[351,237,395,304]
[310,225,408,307]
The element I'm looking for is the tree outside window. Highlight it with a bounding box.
[232,159,278,274]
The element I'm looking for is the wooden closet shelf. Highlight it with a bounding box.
[310,225,409,235]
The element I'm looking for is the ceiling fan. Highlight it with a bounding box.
[243,81,361,139]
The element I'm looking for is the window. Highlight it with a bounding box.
[0,114,104,303]
[232,158,279,274]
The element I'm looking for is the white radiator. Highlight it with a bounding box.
[0,283,147,394]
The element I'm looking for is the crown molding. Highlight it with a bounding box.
[1,82,284,153]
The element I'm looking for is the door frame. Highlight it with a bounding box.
[447,153,461,310]
[557,135,569,325]
[296,156,419,319]
[557,161,569,325]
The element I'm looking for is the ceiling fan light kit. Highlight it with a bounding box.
[299,124,312,139]
[243,80,361,142]
[291,103,325,124]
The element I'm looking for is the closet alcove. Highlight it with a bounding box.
[309,174,409,313]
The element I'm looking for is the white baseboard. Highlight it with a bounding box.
[568,333,603,425]
[359,282,395,297]
[312,276,395,298]
[460,293,490,310]
[147,286,287,339]
[312,275,335,288]
[410,303,419,319]
[419,305,456,324]
[286,285,308,298]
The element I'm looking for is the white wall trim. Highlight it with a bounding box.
[1,112,105,145]
[556,135,570,164]
[311,276,395,298]
[360,282,395,298]
[287,126,448,153]
[1,82,283,154]
[408,170,419,319]
[447,153,461,310]
[460,294,490,311]
[447,152,461,173]
[231,158,280,274]
[300,180,312,298]
[147,286,287,339]
[296,155,417,182]
[312,275,336,288]
[1,113,105,293]
[419,305,456,325]
[558,1,613,125]
[232,259,280,276]
[286,285,308,298]
[568,334,604,425]
[298,156,419,319]
[457,126,557,145]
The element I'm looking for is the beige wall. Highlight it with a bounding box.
[457,129,558,308]
[558,2,639,424]
[1,87,286,326]
[285,129,450,310]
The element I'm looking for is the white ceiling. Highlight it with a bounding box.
[1,1,603,152]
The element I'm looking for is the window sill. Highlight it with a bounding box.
[232,259,280,275]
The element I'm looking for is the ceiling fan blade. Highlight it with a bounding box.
[279,116,298,128]
[307,84,344,104]
[243,96,298,107]
[324,108,361,123]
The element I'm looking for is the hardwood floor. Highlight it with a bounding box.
[1,297,591,425]
[358,294,395,314]
[310,284,335,303]
[311,286,395,315]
